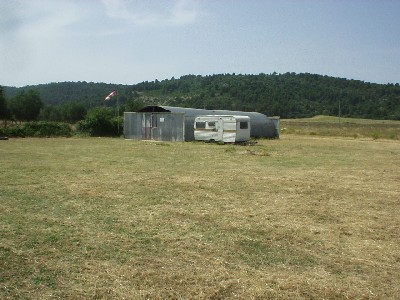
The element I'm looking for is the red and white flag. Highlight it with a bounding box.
[105,91,117,100]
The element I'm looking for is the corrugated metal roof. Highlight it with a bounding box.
[139,105,267,120]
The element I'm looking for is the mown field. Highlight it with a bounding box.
[1,131,399,299]
[281,115,400,140]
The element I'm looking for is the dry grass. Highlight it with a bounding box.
[1,135,400,299]
[281,116,400,140]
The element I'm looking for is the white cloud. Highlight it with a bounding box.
[167,0,198,25]
[0,0,92,44]
[0,0,93,86]
[0,1,21,32]
[21,1,89,37]
[101,0,199,27]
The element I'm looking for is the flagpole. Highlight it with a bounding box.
[105,91,119,135]
[117,90,120,135]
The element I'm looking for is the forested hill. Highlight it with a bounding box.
[4,73,400,120]
[4,81,124,109]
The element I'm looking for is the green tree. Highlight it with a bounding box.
[9,90,44,122]
[76,107,119,136]
[0,86,10,122]
[40,106,63,122]
[125,98,145,112]
[61,102,87,123]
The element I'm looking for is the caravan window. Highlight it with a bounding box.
[240,122,248,129]
[196,122,206,129]
[207,122,216,128]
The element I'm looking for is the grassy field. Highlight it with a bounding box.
[281,116,400,140]
[1,134,400,299]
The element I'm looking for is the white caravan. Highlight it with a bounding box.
[194,115,251,143]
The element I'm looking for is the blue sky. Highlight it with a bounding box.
[1,0,399,87]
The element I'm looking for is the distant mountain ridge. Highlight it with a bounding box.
[3,72,400,120]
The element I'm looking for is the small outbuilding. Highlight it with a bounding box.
[124,105,279,142]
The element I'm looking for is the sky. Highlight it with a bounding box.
[0,0,399,87]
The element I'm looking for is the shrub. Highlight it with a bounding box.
[76,107,121,137]
[23,122,72,137]
[0,122,72,137]
[0,126,26,137]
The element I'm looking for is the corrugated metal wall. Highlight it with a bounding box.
[137,106,280,140]
[124,112,185,142]
[124,112,142,139]
[126,106,280,141]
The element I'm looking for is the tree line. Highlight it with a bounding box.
[0,86,132,137]
[132,73,400,120]
[2,72,400,129]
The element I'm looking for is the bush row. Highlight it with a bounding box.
[0,122,73,137]
[0,108,124,138]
